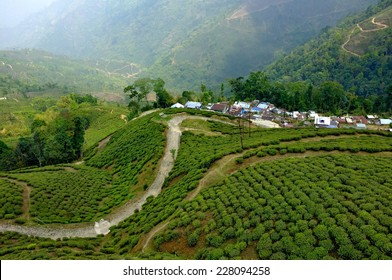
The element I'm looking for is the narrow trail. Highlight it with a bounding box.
[141,221,170,252]
[342,17,389,57]
[0,114,233,240]
[140,149,392,250]
[341,27,361,57]
[1,177,31,219]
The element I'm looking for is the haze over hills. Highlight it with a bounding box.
[1,1,392,263]
[0,0,378,90]
[0,49,130,100]
[265,0,392,97]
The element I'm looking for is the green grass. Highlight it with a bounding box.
[78,105,129,148]
[0,97,128,149]
[0,99,36,144]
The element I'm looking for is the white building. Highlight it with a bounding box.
[380,119,392,125]
[315,116,331,126]
[185,101,202,109]
[171,103,185,109]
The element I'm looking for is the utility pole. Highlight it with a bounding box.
[248,112,251,137]
[238,116,243,149]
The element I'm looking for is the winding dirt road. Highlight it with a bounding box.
[0,115,234,240]
[342,17,389,56]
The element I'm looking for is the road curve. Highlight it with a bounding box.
[0,115,234,239]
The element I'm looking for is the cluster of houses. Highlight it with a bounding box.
[314,115,392,130]
[171,100,392,130]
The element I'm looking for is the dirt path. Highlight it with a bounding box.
[342,17,389,56]
[341,27,361,57]
[187,153,241,201]
[188,150,392,203]
[21,185,32,220]
[141,221,170,252]
[358,17,388,32]
[106,116,183,226]
[0,115,229,239]
[1,177,31,220]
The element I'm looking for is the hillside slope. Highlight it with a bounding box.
[265,0,392,97]
[1,0,378,90]
[0,110,392,260]
[0,49,130,98]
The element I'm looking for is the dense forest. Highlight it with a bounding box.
[0,50,129,97]
[229,71,392,114]
[1,0,378,91]
[265,0,392,99]
[0,94,99,170]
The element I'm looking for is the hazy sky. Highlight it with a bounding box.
[0,0,56,28]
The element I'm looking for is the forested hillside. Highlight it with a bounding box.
[0,50,129,97]
[0,0,391,262]
[266,0,392,97]
[1,0,378,90]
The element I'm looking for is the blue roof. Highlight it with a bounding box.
[257,103,269,109]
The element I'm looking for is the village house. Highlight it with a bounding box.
[257,102,269,110]
[352,116,368,124]
[251,107,263,114]
[308,111,318,119]
[185,101,202,109]
[314,116,331,128]
[228,107,242,117]
[233,101,251,111]
[356,123,367,130]
[379,119,392,126]
[171,103,184,109]
[210,103,230,114]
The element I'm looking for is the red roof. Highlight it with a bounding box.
[211,103,229,112]
[352,116,368,124]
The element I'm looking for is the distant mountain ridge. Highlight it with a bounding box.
[0,0,379,91]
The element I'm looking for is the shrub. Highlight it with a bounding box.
[267,149,277,156]
[206,234,224,247]
[279,149,287,155]
[188,231,200,247]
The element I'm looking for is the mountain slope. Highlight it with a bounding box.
[1,0,378,90]
[0,49,129,98]
[1,111,392,260]
[265,0,392,96]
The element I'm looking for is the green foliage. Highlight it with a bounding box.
[0,50,128,95]
[265,2,392,111]
[0,179,23,219]
[124,78,173,112]
[0,141,13,170]
[2,1,378,91]
[1,96,128,170]
[158,153,392,260]
[1,112,392,260]
[86,113,165,204]
[7,166,113,223]
[229,71,387,114]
